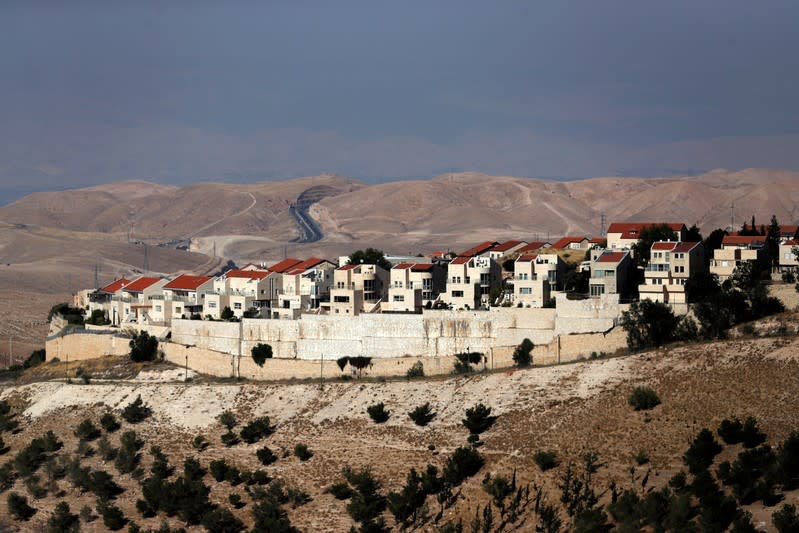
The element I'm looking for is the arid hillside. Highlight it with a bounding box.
[1,321,798,532]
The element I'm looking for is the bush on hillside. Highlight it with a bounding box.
[240,417,273,444]
[7,492,36,520]
[406,361,424,378]
[628,386,661,411]
[367,402,390,424]
[129,331,158,362]
[121,395,151,424]
[534,450,559,471]
[251,343,273,367]
[408,403,436,426]
[462,403,496,435]
[512,338,534,367]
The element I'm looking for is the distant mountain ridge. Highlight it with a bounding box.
[1,168,797,258]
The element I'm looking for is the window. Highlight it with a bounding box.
[155,305,162,312]
[175,307,182,314]
[451,290,464,298]
[393,295,404,302]
[234,302,242,310]
[590,285,605,296]
[519,287,532,294]
[334,296,350,303]
[674,265,684,273]
[208,302,217,308]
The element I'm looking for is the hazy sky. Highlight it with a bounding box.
[1,1,798,202]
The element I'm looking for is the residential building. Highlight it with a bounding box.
[710,235,767,282]
[444,255,501,309]
[116,276,169,324]
[458,241,498,258]
[276,258,337,319]
[606,222,687,251]
[487,240,527,262]
[589,251,633,298]
[204,269,269,319]
[779,239,799,272]
[778,225,799,243]
[385,262,446,313]
[87,278,131,325]
[551,236,591,250]
[329,263,389,315]
[512,255,551,307]
[150,274,214,323]
[516,241,551,254]
[639,241,705,306]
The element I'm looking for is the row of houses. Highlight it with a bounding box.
[79,222,799,326]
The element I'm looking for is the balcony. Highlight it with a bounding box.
[645,263,670,272]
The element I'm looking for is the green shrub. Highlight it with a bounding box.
[75,419,101,442]
[251,343,273,367]
[628,386,661,411]
[443,446,484,485]
[367,402,390,424]
[201,506,244,533]
[97,501,127,530]
[294,443,313,461]
[683,428,723,474]
[634,451,650,465]
[47,501,79,533]
[408,403,436,426]
[512,338,534,367]
[718,418,744,444]
[453,352,483,374]
[121,395,151,424]
[773,504,799,533]
[192,435,208,451]
[7,492,36,520]
[740,416,767,448]
[330,481,353,500]
[620,300,681,351]
[256,446,277,466]
[129,331,158,362]
[221,431,240,447]
[100,412,120,433]
[462,403,495,435]
[218,410,236,430]
[534,450,559,471]
[240,417,273,443]
[406,361,424,378]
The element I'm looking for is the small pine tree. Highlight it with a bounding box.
[294,443,313,461]
[7,492,36,520]
[367,402,390,424]
[121,395,151,424]
[256,446,278,466]
[251,343,273,367]
[47,501,79,533]
[462,403,495,435]
[218,410,237,430]
[100,412,120,433]
[408,403,436,426]
[129,331,158,362]
[628,386,661,411]
[512,338,533,367]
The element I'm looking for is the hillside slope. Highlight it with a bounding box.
[1,332,798,531]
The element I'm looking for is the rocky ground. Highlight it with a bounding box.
[1,318,798,531]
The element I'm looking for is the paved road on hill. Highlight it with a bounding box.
[289,185,339,243]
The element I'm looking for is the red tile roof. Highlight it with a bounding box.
[450,256,471,265]
[597,252,627,263]
[122,277,162,293]
[411,263,435,272]
[459,241,497,257]
[551,236,589,249]
[100,278,131,294]
[337,263,360,271]
[779,225,799,237]
[492,240,524,252]
[225,269,270,280]
[651,241,677,251]
[722,235,765,247]
[293,257,327,270]
[268,258,304,273]
[516,254,537,262]
[607,222,686,239]
[784,239,799,246]
[517,241,549,253]
[589,237,606,244]
[392,263,414,270]
[163,274,213,291]
[673,241,701,253]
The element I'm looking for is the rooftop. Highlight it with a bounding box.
[122,277,162,293]
[163,274,213,291]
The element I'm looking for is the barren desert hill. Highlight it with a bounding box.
[0,174,361,241]
[1,325,798,531]
[311,168,799,252]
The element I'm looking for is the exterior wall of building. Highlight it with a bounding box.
[710,247,763,282]
[444,257,500,309]
[330,264,388,315]
[778,242,798,271]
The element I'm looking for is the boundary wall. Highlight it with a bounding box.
[44,293,628,380]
